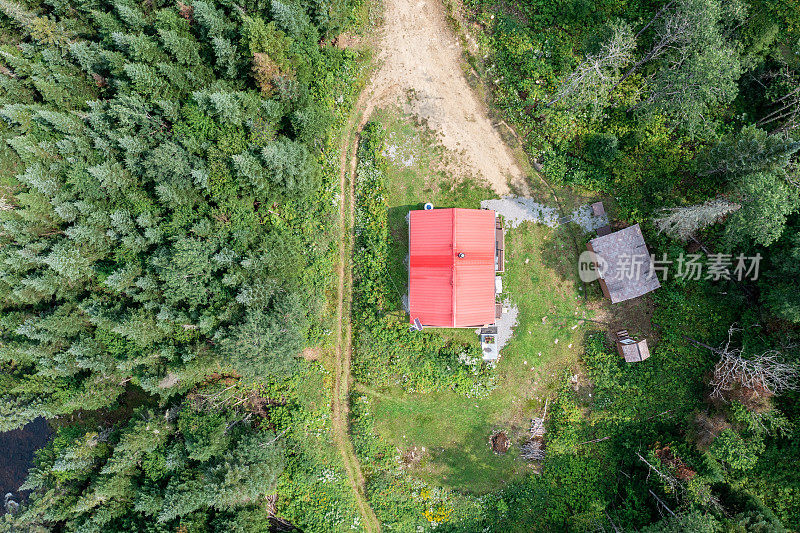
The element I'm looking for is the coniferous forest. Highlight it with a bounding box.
[0,0,362,529]
[0,0,799,530]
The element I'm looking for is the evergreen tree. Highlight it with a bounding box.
[700,125,800,178]
[232,150,269,194]
[219,294,306,378]
[260,136,320,195]
[761,223,800,322]
[725,171,800,246]
[654,198,741,241]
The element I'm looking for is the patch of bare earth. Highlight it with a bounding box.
[589,295,657,348]
[362,0,527,194]
[400,445,427,468]
[300,346,321,361]
[490,431,511,454]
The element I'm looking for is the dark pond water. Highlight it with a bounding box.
[0,418,52,507]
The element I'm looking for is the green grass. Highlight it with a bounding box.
[361,107,595,493]
[372,106,501,305]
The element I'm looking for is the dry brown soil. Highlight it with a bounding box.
[361,0,528,194]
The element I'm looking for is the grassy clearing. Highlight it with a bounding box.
[361,107,595,493]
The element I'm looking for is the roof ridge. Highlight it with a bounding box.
[451,208,456,327]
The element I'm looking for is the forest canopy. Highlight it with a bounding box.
[0,0,343,429]
[0,0,360,528]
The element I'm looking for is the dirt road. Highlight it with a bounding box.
[361,0,528,194]
[331,98,381,533]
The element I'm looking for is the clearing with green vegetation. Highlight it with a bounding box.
[1,0,799,529]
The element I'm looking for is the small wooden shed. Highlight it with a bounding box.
[615,330,650,363]
[586,224,661,304]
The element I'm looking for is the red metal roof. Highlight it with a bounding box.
[409,208,496,328]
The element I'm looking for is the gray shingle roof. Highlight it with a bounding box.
[617,338,651,362]
[588,224,661,303]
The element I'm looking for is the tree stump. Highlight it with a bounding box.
[491,431,511,454]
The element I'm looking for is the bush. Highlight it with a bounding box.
[583,132,619,164]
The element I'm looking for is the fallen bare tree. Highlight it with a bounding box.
[548,21,636,113]
[688,325,800,401]
[653,198,740,241]
[756,66,800,135]
[637,452,721,511]
[710,350,799,400]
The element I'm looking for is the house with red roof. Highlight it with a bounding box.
[408,208,503,328]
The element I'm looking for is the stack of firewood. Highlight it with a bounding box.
[520,399,547,461]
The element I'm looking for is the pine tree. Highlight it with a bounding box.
[155,61,192,94]
[654,198,741,241]
[724,171,800,246]
[211,36,240,79]
[113,0,147,31]
[0,8,325,512]
[177,407,231,462]
[219,295,305,378]
[208,91,243,126]
[232,150,268,194]
[43,242,94,282]
[122,62,168,97]
[204,431,284,509]
[87,160,134,196]
[103,414,171,476]
[33,110,85,136]
[111,32,166,63]
[192,0,232,38]
[700,125,800,177]
[18,163,60,198]
[270,0,318,43]
[157,29,201,66]
[260,137,320,195]
[761,226,800,323]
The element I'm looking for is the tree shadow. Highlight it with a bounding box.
[386,204,421,311]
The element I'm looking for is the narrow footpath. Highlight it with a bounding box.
[331,94,381,533]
